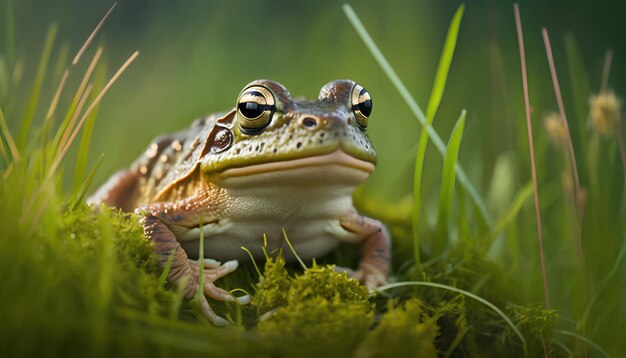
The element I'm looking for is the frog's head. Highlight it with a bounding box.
[200,79,377,184]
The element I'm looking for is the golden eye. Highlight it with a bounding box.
[236,86,275,133]
[351,84,372,130]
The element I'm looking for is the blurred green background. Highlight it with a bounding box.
[2,0,625,354]
[6,0,625,201]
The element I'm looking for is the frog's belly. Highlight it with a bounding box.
[179,217,346,262]
[178,163,369,262]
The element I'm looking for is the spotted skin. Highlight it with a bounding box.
[88,79,391,325]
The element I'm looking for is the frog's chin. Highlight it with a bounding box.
[218,149,375,179]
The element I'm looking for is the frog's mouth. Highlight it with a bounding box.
[219,149,374,178]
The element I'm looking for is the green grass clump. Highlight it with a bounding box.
[0,201,178,356]
[254,255,372,356]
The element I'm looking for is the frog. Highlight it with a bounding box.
[88,79,391,325]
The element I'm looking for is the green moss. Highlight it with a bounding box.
[251,250,291,314]
[0,201,182,356]
[357,298,439,358]
[508,303,559,355]
[253,257,373,356]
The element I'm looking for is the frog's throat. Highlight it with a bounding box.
[218,149,374,178]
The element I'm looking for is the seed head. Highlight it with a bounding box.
[544,112,567,147]
[589,91,622,137]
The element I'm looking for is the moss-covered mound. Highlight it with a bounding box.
[0,199,557,357]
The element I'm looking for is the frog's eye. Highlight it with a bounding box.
[351,84,372,130]
[236,86,275,134]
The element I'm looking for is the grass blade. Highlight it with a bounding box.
[45,69,69,121]
[563,34,591,169]
[580,237,626,334]
[71,153,104,210]
[52,47,102,161]
[73,64,106,192]
[600,50,612,94]
[40,68,70,142]
[542,29,584,222]
[555,330,610,358]
[413,4,465,269]
[543,31,588,326]
[513,3,550,309]
[73,2,117,65]
[17,24,57,150]
[283,228,307,270]
[434,110,466,256]
[492,182,533,238]
[377,281,528,357]
[50,83,93,167]
[48,51,139,177]
[0,58,7,103]
[0,106,19,162]
[598,49,626,195]
[425,5,464,122]
[457,186,470,248]
[342,4,492,227]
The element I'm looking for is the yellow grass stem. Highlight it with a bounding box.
[72,2,117,65]
[55,83,93,162]
[513,4,550,310]
[49,51,139,177]
[543,31,589,321]
[282,228,307,270]
[45,69,70,120]
[0,106,19,162]
[53,47,102,157]
[542,29,584,223]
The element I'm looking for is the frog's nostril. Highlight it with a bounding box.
[300,116,319,129]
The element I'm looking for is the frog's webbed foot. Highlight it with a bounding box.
[138,202,248,326]
[334,264,386,290]
[181,258,250,326]
[352,262,388,290]
[188,259,251,303]
[339,212,391,290]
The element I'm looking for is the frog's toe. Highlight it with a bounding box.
[235,294,252,305]
[203,259,238,282]
[332,265,356,277]
[203,281,236,302]
[203,284,250,305]
[205,258,222,268]
[190,258,222,269]
[363,273,387,291]
[199,296,230,326]
[354,263,387,290]
[334,265,385,290]
[189,258,238,282]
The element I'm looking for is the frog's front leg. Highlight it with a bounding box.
[339,212,391,289]
[137,197,244,326]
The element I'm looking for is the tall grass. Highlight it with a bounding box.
[346,2,624,356]
[513,3,550,310]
